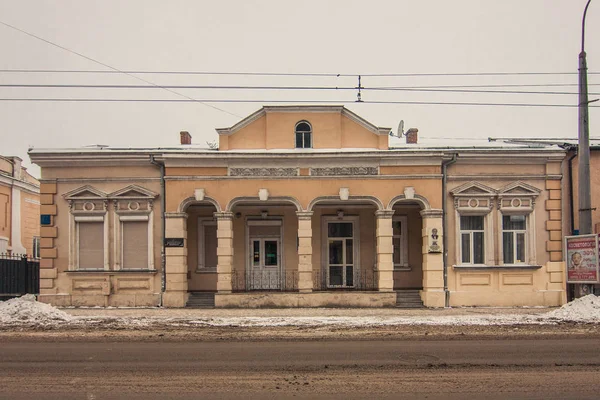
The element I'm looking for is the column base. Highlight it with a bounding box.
[162,291,188,307]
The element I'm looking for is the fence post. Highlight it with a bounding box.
[20,256,28,295]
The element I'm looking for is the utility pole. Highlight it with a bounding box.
[577,0,594,297]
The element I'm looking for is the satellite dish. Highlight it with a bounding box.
[397,120,404,137]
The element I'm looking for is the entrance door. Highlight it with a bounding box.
[248,222,282,290]
[249,238,280,289]
[326,221,355,288]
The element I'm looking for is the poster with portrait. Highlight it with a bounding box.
[565,234,599,283]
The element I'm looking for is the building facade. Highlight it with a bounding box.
[29,106,567,307]
[0,155,40,256]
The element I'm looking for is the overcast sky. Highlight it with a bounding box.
[0,0,598,177]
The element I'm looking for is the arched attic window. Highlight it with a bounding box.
[295,121,312,149]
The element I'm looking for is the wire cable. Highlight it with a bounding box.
[1,98,597,108]
[1,83,596,96]
[0,68,599,77]
[0,20,242,118]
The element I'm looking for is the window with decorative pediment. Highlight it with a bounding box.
[109,185,158,270]
[451,181,541,267]
[497,182,540,265]
[450,182,496,266]
[64,186,109,270]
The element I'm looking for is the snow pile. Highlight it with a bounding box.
[544,294,600,322]
[0,294,73,325]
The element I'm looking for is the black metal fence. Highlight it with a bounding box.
[230,268,379,292]
[0,254,40,301]
[232,269,298,292]
[312,269,379,291]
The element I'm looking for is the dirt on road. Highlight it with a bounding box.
[1,320,599,342]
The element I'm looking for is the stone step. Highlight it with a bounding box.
[186,292,216,308]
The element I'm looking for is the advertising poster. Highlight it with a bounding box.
[565,234,599,283]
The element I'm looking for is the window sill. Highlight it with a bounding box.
[67,269,159,274]
[195,268,217,274]
[394,266,412,272]
[452,265,542,270]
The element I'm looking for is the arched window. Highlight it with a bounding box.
[295,121,312,148]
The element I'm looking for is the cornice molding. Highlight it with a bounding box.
[0,174,40,194]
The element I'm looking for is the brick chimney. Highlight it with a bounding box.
[405,128,418,144]
[180,131,192,145]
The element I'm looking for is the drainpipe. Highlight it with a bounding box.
[567,147,578,234]
[150,155,166,305]
[442,153,458,308]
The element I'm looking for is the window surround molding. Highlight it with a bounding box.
[450,181,541,268]
[109,185,158,271]
[450,182,496,266]
[64,185,158,271]
[64,185,109,271]
[497,182,540,266]
[197,216,217,272]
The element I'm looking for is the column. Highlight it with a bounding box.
[375,210,395,292]
[163,212,188,307]
[215,212,234,293]
[296,211,314,293]
[420,209,444,307]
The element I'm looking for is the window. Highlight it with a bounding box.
[32,237,40,259]
[77,220,105,269]
[502,215,526,264]
[197,218,217,271]
[295,121,312,148]
[460,216,485,264]
[392,216,409,270]
[121,220,149,269]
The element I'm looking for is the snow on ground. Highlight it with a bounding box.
[545,294,600,322]
[0,294,73,326]
[0,294,599,328]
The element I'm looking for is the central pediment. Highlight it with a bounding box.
[216,106,390,151]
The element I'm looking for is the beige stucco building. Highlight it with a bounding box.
[0,155,40,256]
[29,106,567,307]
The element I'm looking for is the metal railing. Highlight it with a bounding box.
[313,269,379,291]
[232,269,298,292]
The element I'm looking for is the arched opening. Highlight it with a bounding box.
[390,199,425,292]
[227,198,302,292]
[309,196,383,291]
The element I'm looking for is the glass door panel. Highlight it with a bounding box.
[327,222,355,288]
[264,240,278,266]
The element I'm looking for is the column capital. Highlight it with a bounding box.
[420,209,443,219]
[375,210,395,219]
[296,211,314,220]
[214,211,234,221]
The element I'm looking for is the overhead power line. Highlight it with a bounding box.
[1,83,598,96]
[0,20,241,118]
[0,69,599,77]
[1,98,598,108]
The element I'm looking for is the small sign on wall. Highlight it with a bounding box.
[40,214,52,225]
[164,238,185,247]
[428,228,442,253]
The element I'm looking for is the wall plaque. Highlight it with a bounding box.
[164,238,185,247]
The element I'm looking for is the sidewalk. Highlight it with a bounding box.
[63,306,553,319]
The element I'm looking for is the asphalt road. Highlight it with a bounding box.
[1,339,600,399]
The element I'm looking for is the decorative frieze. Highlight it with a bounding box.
[229,168,298,177]
[310,167,378,176]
